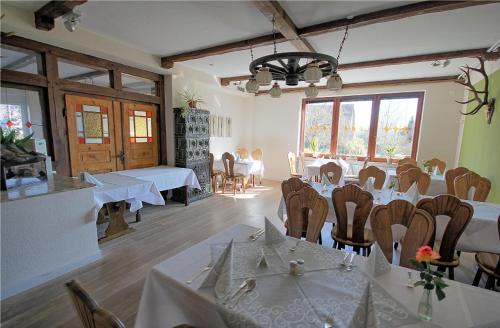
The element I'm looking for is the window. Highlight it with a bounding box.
[0,45,43,75]
[121,73,157,96]
[1,86,50,153]
[302,100,333,154]
[58,59,110,87]
[300,92,423,160]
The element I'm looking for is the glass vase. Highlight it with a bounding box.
[418,288,433,321]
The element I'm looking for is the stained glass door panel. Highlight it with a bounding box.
[122,102,158,169]
[65,95,118,176]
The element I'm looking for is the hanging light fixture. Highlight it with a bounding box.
[304,62,322,83]
[255,67,273,86]
[305,83,319,98]
[269,82,282,98]
[63,10,82,32]
[327,24,349,91]
[245,76,259,93]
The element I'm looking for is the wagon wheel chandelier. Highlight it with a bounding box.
[246,15,349,98]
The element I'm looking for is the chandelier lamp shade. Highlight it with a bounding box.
[255,67,273,86]
[245,76,259,93]
[269,82,282,98]
[327,72,343,90]
[304,62,323,83]
[305,83,319,98]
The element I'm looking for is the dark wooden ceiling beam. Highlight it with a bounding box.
[35,0,87,31]
[256,76,460,95]
[251,0,314,52]
[161,1,494,69]
[219,48,499,85]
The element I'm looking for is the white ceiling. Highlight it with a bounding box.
[4,1,500,83]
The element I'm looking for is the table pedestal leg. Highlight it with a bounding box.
[135,210,142,222]
[100,201,134,242]
[184,185,189,206]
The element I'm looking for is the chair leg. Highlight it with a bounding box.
[448,267,454,280]
[472,268,483,286]
[252,175,255,187]
[318,233,322,245]
[457,251,461,258]
[353,246,360,255]
[333,240,337,249]
[485,275,495,289]
[362,248,367,256]
[367,246,371,256]
[233,179,236,195]
[394,242,399,250]
[222,178,226,194]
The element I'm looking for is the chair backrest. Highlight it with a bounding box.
[281,177,306,203]
[209,152,215,176]
[445,167,469,195]
[426,158,446,175]
[399,167,431,194]
[416,195,473,262]
[359,166,386,189]
[396,163,417,176]
[362,157,370,170]
[332,184,373,244]
[370,201,433,268]
[66,280,125,328]
[286,187,328,242]
[251,148,263,160]
[287,152,298,176]
[454,171,491,202]
[221,152,235,177]
[319,162,342,184]
[398,157,417,167]
[236,147,249,159]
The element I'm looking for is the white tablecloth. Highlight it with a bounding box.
[277,183,500,253]
[93,173,165,214]
[112,166,201,191]
[304,158,349,178]
[135,224,500,328]
[386,169,447,196]
[214,159,265,178]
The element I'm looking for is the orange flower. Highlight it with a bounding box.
[416,246,440,262]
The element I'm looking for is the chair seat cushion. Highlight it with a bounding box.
[476,252,500,278]
[331,224,374,247]
[431,255,460,268]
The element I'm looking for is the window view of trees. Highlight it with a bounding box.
[301,93,422,159]
[303,101,332,154]
[337,100,372,156]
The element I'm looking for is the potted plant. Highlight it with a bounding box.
[385,145,396,164]
[310,136,320,157]
[177,88,205,118]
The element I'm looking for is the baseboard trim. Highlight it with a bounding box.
[1,251,102,300]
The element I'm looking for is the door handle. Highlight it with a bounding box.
[118,151,125,162]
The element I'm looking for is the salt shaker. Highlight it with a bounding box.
[296,259,305,276]
[289,260,299,276]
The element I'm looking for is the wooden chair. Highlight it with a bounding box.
[371,202,434,268]
[236,147,249,159]
[331,184,374,255]
[454,171,491,202]
[445,167,469,195]
[209,153,223,193]
[286,186,328,243]
[416,195,474,279]
[250,148,263,186]
[281,178,313,241]
[398,157,417,167]
[426,158,446,175]
[221,152,245,195]
[66,280,126,328]
[399,167,431,194]
[344,157,370,185]
[319,162,343,184]
[359,166,386,189]
[396,163,417,176]
[473,215,500,290]
[287,152,302,178]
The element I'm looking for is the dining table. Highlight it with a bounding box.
[385,169,447,196]
[214,158,265,178]
[135,223,500,328]
[277,182,500,254]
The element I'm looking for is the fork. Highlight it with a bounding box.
[250,230,265,241]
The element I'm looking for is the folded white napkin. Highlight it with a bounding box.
[337,158,350,175]
[265,217,286,245]
[80,172,103,187]
[321,173,332,186]
[200,239,234,299]
[256,247,268,268]
[405,182,420,204]
[363,177,375,193]
[367,243,392,277]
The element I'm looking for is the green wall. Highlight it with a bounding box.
[458,68,500,203]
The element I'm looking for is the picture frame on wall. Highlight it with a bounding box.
[225,117,232,137]
[209,114,232,138]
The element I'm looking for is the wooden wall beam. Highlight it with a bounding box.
[35,0,87,31]
[219,48,498,85]
[251,0,314,52]
[256,76,460,95]
[161,1,493,68]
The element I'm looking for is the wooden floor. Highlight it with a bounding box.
[0,180,485,327]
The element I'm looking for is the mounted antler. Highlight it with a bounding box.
[455,57,495,124]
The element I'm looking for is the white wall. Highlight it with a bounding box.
[253,81,465,181]
[169,64,254,160]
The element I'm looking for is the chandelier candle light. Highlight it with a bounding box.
[247,15,350,98]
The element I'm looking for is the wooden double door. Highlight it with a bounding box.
[65,94,159,176]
